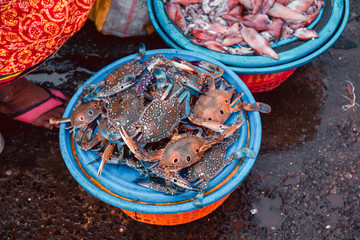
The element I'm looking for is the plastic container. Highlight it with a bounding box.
[148,0,349,92]
[59,49,262,225]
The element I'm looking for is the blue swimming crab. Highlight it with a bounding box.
[82,44,147,102]
[94,88,146,177]
[189,72,271,134]
[119,117,244,190]
[185,126,256,207]
[129,65,204,145]
[50,100,103,144]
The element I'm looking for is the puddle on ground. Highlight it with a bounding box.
[282,174,301,185]
[26,68,95,87]
[254,63,327,153]
[326,194,344,208]
[251,193,285,230]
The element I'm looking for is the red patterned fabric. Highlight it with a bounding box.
[0,0,95,77]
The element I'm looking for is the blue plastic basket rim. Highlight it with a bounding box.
[151,0,344,68]
[59,49,262,214]
[148,0,349,74]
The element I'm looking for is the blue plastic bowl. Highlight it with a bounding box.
[148,0,349,75]
[150,0,345,68]
[59,49,262,214]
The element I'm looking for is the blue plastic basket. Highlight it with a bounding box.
[59,49,262,225]
[149,0,344,68]
[148,0,349,92]
[151,0,345,68]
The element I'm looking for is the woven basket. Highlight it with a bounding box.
[238,68,297,93]
[122,193,230,225]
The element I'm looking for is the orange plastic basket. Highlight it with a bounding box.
[121,193,230,225]
[237,68,297,93]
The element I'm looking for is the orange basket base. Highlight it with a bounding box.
[238,68,297,93]
[121,194,230,226]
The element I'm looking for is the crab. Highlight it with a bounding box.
[118,117,244,190]
[135,53,203,95]
[129,66,203,145]
[185,128,256,207]
[189,73,271,134]
[50,100,103,144]
[89,88,146,177]
[189,59,225,79]
[82,44,147,102]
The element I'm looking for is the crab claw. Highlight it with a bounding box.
[119,126,144,159]
[119,126,162,161]
[191,118,230,134]
[190,61,225,79]
[222,120,245,139]
[151,168,199,191]
[242,102,271,113]
[97,144,116,178]
[100,128,122,142]
[82,92,102,103]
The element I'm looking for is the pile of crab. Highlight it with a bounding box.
[52,44,270,207]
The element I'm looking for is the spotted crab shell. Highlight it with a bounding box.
[191,88,235,123]
[186,130,239,182]
[107,89,144,133]
[157,134,211,170]
[139,97,181,144]
[70,101,102,129]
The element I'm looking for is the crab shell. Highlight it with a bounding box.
[191,88,236,123]
[70,101,102,131]
[107,89,144,134]
[138,97,182,144]
[156,134,214,171]
[186,132,238,183]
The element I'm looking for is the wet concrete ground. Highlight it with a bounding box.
[1,1,360,239]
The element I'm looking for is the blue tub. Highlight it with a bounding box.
[149,0,347,69]
[59,49,262,216]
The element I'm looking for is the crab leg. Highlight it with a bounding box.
[97,143,116,178]
[151,168,198,191]
[96,75,137,98]
[242,102,271,113]
[135,181,182,195]
[119,126,163,161]
[227,147,256,162]
[49,117,71,125]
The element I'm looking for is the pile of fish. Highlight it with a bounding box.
[51,44,271,207]
[164,0,325,59]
